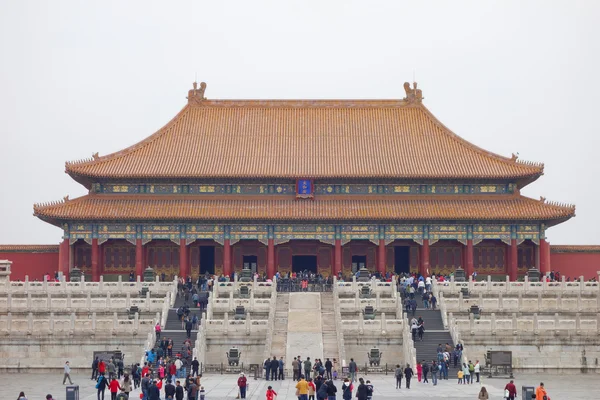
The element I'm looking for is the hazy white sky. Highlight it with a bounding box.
[0,1,598,245]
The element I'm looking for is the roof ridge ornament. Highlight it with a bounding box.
[188,81,207,104]
[403,82,423,104]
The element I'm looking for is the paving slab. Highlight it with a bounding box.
[5,371,594,399]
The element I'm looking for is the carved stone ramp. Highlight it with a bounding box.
[285,293,324,365]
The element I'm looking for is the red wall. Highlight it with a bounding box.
[551,252,600,280]
[0,251,59,281]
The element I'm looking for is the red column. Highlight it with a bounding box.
[421,239,430,277]
[334,239,342,276]
[539,239,549,274]
[135,239,143,279]
[58,239,69,277]
[179,239,187,279]
[223,239,232,277]
[91,238,99,281]
[378,239,386,275]
[466,239,474,277]
[267,239,275,278]
[509,239,518,281]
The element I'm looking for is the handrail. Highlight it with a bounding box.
[263,278,278,360]
[332,279,347,367]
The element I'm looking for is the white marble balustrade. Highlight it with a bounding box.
[434,275,600,295]
[441,291,600,313]
[0,275,176,295]
[0,292,168,313]
[0,311,157,336]
[449,312,600,336]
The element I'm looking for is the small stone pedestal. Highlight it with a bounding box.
[0,260,12,283]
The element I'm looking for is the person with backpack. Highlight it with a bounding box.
[394,364,403,389]
[341,378,352,400]
[431,360,438,386]
[365,380,373,400]
[95,374,109,400]
[468,360,475,384]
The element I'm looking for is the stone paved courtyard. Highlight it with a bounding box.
[5,371,592,399]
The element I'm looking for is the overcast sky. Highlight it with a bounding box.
[0,1,598,245]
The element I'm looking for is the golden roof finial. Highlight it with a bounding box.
[188,81,207,104]
[403,82,423,104]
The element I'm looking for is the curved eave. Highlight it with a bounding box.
[33,194,575,228]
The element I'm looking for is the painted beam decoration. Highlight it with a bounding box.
[186,225,224,245]
[341,225,379,245]
[68,223,93,244]
[517,224,541,244]
[230,224,269,244]
[61,223,542,245]
[473,224,512,244]
[274,225,335,244]
[91,182,514,195]
[386,225,423,241]
[98,224,137,245]
[142,225,180,241]
[429,225,468,241]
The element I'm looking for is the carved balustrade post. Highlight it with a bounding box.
[7,293,11,312]
[498,292,503,312]
[246,312,251,335]
[126,292,131,308]
[26,292,31,310]
[490,313,496,334]
[533,313,539,335]
[524,276,529,295]
[92,312,97,333]
[49,312,54,334]
[27,312,33,334]
[134,312,139,332]
[113,312,118,332]
[223,312,229,335]
[458,291,464,310]
[6,312,11,334]
[381,312,386,334]
[576,312,581,334]
[537,293,542,313]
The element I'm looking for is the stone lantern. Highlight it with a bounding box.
[69,267,82,282]
[143,267,156,282]
[527,268,540,282]
[454,267,466,282]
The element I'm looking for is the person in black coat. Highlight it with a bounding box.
[356,378,368,400]
[324,358,333,380]
[147,381,160,400]
[326,380,337,398]
[175,380,184,400]
[270,357,279,381]
[165,381,176,399]
[404,364,414,389]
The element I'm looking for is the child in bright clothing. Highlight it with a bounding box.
[457,370,464,384]
[266,385,278,400]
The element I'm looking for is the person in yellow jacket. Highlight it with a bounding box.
[536,382,549,400]
[296,375,309,400]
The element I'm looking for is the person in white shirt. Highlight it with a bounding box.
[474,360,481,383]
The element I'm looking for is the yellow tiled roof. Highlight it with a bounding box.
[34,194,574,225]
[65,99,543,183]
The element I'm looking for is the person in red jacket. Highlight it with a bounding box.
[238,373,248,399]
[504,380,517,400]
[266,385,278,400]
[108,378,122,400]
[98,360,106,375]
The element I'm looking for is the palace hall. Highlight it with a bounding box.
[30,82,576,281]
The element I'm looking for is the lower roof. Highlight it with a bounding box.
[34,194,575,226]
[551,245,600,253]
[0,245,59,253]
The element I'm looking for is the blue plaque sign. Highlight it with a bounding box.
[296,179,314,199]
